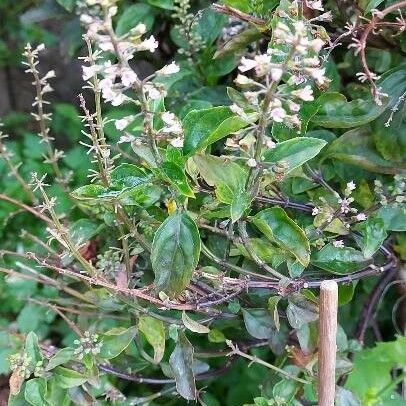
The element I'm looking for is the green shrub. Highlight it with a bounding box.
[0,0,405,405]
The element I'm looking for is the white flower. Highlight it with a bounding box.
[307,0,324,11]
[161,112,182,134]
[162,112,176,125]
[293,21,306,36]
[121,68,138,87]
[115,116,133,131]
[82,65,99,81]
[118,134,135,143]
[244,91,259,105]
[286,114,301,128]
[312,207,320,216]
[270,67,283,82]
[355,213,367,221]
[111,93,127,106]
[304,57,320,67]
[157,62,180,75]
[99,40,114,52]
[288,101,300,112]
[133,23,146,35]
[338,197,354,214]
[238,57,257,72]
[307,67,326,85]
[99,77,113,93]
[254,54,271,76]
[138,35,159,53]
[230,103,247,118]
[144,84,162,100]
[170,137,184,148]
[346,181,356,192]
[234,74,254,86]
[43,70,56,80]
[310,38,325,53]
[292,85,314,101]
[247,158,257,168]
[265,137,276,149]
[80,14,94,25]
[270,107,286,123]
[333,240,344,248]
[225,138,238,148]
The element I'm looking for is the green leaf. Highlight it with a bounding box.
[148,0,174,10]
[268,296,281,331]
[242,308,276,339]
[346,336,406,403]
[182,312,210,334]
[44,379,69,406]
[263,137,327,174]
[311,92,387,128]
[230,190,253,223]
[355,217,387,258]
[286,294,318,330]
[363,0,385,13]
[273,377,299,403]
[254,397,271,406]
[18,305,47,334]
[322,127,401,174]
[194,154,247,204]
[371,111,406,163]
[224,0,250,12]
[311,243,370,274]
[183,107,250,156]
[161,161,195,198]
[169,332,196,400]
[24,332,43,369]
[46,348,75,371]
[116,4,155,36]
[99,327,137,359]
[110,163,149,188]
[138,316,166,363]
[152,212,201,297]
[214,28,261,59]
[195,8,227,45]
[336,387,360,406]
[56,0,75,11]
[69,219,102,246]
[25,378,47,406]
[54,367,88,389]
[71,184,107,201]
[253,207,310,267]
[208,329,226,343]
[236,238,285,268]
[377,204,406,231]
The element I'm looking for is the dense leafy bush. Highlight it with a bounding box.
[0,0,405,405]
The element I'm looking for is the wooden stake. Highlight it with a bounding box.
[318,280,338,406]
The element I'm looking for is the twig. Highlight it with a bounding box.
[0,193,52,224]
[226,340,309,384]
[355,266,398,344]
[212,3,267,25]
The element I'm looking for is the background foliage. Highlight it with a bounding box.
[0,0,405,405]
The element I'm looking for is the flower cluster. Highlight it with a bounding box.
[172,0,205,58]
[73,331,102,359]
[80,0,184,151]
[9,353,32,379]
[230,2,329,134]
[96,250,125,279]
[375,174,406,206]
[22,44,69,185]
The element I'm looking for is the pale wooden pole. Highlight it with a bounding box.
[318,280,338,406]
